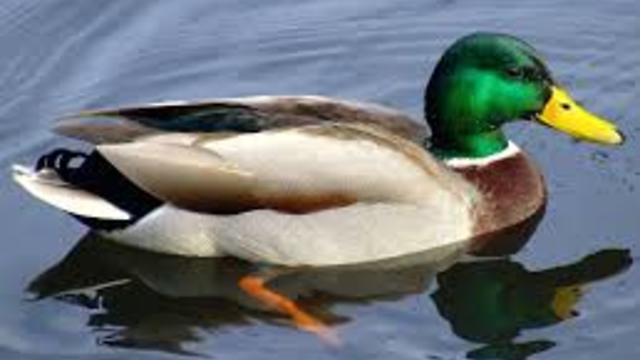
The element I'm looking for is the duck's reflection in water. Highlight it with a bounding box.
[433,249,632,359]
[27,232,465,355]
[27,221,632,358]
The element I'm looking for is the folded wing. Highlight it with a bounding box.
[96,123,475,215]
[54,96,428,145]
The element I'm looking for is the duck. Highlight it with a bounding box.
[13,32,624,267]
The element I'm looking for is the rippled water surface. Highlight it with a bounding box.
[1,1,639,359]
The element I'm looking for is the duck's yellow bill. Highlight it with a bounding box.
[537,86,624,145]
[551,285,582,320]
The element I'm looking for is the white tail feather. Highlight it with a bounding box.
[12,164,131,220]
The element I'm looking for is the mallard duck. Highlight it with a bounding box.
[13,33,623,266]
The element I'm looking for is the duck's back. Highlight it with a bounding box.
[55,95,429,145]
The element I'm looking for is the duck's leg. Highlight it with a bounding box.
[238,273,338,345]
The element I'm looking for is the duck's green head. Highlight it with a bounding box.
[425,33,624,158]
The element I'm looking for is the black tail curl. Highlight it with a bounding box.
[36,148,89,183]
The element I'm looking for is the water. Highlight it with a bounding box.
[1,1,638,359]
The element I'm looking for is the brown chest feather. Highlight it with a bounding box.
[453,152,546,238]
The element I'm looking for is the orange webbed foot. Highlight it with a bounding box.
[238,274,339,346]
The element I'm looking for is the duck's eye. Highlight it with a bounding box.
[506,67,523,78]
[561,103,571,110]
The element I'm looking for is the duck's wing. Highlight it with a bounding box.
[54,96,427,145]
[96,123,474,215]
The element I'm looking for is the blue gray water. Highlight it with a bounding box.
[1,1,639,359]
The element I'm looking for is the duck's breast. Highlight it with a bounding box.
[447,143,547,239]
